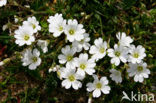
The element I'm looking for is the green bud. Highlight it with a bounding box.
[3,58,10,64]
[81,12,86,16]
[148,54,153,58]
[85,15,91,20]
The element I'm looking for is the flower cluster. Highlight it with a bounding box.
[14,16,41,46]
[12,13,150,98]
[14,16,49,70]
[47,13,111,98]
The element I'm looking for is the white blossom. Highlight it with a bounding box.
[127,62,150,83]
[0,0,7,7]
[89,38,107,61]
[14,15,19,23]
[128,45,146,64]
[22,48,41,70]
[14,25,35,46]
[72,33,90,52]
[23,16,41,33]
[64,19,85,42]
[107,44,128,66]
[2,24,8,31]
[86,75,111,98]
[109,69,122,83]
[75,53,96,77]
[49,65,60,73]
[47,13,66,37]
[61,67,84,90]
[116,32,133,47]
[58,45,77,68]
[37,40,49,53]
[0,61,4,66]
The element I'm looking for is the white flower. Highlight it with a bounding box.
[37,40,49,53]
[128,45,146,64]
[58,45,77,68]
[109,69,122,83]
[0,61,4,66]
[116,32,133,47]
[14,15,19,23]
[49,65,60,73]
[0,58,10,66]
[127,62,150,83]
[2,24,8,31]
[47,13,66,37]
[24,5,30,8]
[75,53,96,77]
[49,68,53,73]
[64,19,85,42]
[89,38,107,61]
[72,33,90,52]
[23,16,41,33]
[61,67,83,90]
[86,75,111,98]
[0,0,7,7]
[22,48,41,70]
[107,44,128,66]
[14,26,35,46]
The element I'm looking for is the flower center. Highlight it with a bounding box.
[24,34,30,41]
[133,52,139,58]
[32,24,36,29]
[115,71,120,76]
[137,66,143,72]
[115,51,120,57]
[69,29,75,35]
[80,64,86,70]
[99,47,105,53]
[96,82,102,89]
[32,57,37,63]
[67,55,73,61]
[80,39,84,44]
[59,26,63,31]
[68,75,75,82]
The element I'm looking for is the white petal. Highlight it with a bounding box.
[86,83,95,92]
[85,68,95,75]
[72,80,82,90]
[62,79,72,89]
[101,86,111,94]
[93,89,101,98]
[100,77,108,85]
[134,75,139,82]
[29,63,37,70]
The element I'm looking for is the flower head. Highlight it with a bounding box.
[127,62,150,83]
[107,44,128,66]
[75,53,96,77]
[109,69,122,83]
[116,32,133,47]
[22,48,41,70]
[48,13,66,37]
[128,45,146,64]
[37,40,49,53]
[14,25,35,46]
[64,19,85,42]
[23,16,41,33]
[58,45,77,68]
[49,65,60,73]
[86,75,111,98]
[0,0,7,7]
[72,33,90,52]
[89,38,107,61]
[61,67,84,90]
